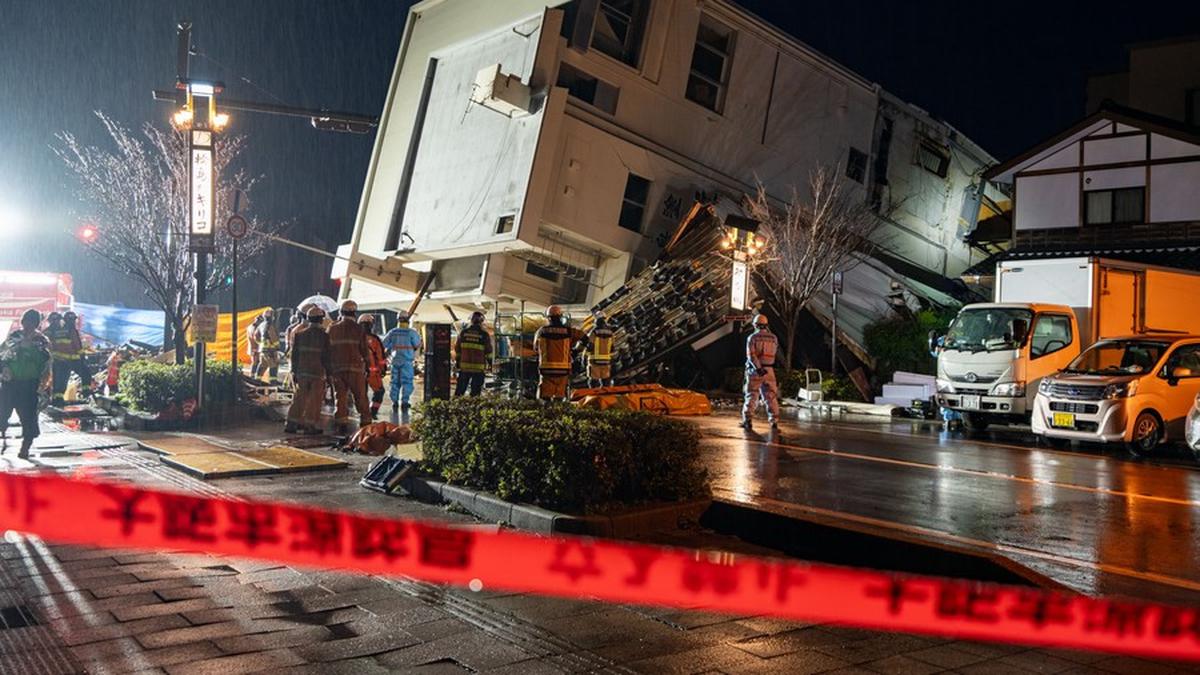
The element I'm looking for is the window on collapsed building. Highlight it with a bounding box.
[556,63,620,114]
[846,148,868,183]
[916,139,950,178]
[686,15,734,112]
[526,261,560,283]
[1085,187,1144,225]
[496,215,515,235]
[592,0,650,66]
[619,173,651,233]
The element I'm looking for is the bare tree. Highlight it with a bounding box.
[56,112,278,363]
[744,166,882,369]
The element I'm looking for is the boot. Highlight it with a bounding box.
[283,422,300,434]
[739,419,753,431]
[18,441,31,459]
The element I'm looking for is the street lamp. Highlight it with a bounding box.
[719,215,764,312]
[171,79,228,414]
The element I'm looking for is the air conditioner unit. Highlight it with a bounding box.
[471,64,531,118]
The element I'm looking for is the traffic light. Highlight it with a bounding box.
[76,224,99,245]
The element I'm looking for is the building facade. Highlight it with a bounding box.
[340,0,998,355]
[1087,37,1200,126]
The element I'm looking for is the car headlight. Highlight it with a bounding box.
[991,381,1026,397]
[936,379,955,394]
[1038,379,1054,395]
[1102,381,1138,399]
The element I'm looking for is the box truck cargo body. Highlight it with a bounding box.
[935,258,1200,431]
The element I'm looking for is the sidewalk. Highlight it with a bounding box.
[0,417,1194,673]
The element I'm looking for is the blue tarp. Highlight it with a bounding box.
[76,302,165,348]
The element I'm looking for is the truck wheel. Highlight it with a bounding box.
[1126,412,1162,457]
[962,413,989,434]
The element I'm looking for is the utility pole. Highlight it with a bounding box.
[831,271,843,377]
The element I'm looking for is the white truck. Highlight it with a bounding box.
[934,257,1200,432]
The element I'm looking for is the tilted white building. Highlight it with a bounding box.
[338,0,1000,359]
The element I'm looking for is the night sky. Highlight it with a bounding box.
[2,0,1197,310]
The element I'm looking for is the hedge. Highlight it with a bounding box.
[118,359,236,413]
[413,397,710,513]
[862,308,957,384]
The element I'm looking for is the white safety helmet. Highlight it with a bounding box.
[754,313,769,328]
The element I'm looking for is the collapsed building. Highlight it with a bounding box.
[336,0,1006,384]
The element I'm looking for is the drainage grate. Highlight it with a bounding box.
[0,605,40,629]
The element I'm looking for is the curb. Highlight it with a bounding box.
[399,475,711,537]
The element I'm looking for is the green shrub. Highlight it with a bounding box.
[413,397,709,513]
[821,375,864,402]
[119,358,235,413]
[863,308,957,384]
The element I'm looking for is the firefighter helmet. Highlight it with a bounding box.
[63,310,77,323]
[340,299,358,316]
[20,309,41,328]
[469,310,486,325]
[396,310,410,325]
[47,311,63,324]
[358,313,375,325]
[305,306,326,321]
[546,305,563,318]
[754,313,769,328]
[263,307,275,319]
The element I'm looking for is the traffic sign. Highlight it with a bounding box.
[226,214,248,240]
[832,270,844,295]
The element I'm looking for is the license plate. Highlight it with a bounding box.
[1052,412,1075,429]
[959,395,981,410]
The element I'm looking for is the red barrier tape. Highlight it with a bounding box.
[2,470,1198,662]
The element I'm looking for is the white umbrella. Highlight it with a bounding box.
[297,294,338,315]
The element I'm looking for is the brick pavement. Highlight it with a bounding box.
[0,422,1195,673]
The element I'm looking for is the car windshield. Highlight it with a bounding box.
[943,308,1032,352]
[1064,340,1169,375]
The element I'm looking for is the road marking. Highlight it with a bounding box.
[715,488,1200,594]
[707,431,1200,507]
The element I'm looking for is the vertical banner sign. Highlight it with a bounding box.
[189,129,214,251]
[731,258,749,311]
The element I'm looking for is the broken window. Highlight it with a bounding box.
[1085,187,1144,225]
[916,138,950,178]
[526,261,559,283]
[496,215,515,235]
[557,63,620,114]
[619,173,651,233]
[846,148,868,183]
[686,15,734,112]
[592,0,650,66]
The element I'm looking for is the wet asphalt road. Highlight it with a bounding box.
[695,409,1200,605]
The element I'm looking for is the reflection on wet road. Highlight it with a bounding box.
[695,412,1200,604]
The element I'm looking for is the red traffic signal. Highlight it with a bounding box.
[76,224,99,244]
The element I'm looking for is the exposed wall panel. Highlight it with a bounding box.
[1015,174,1080,230]
[1150,162,1200,222]
[1082,135,1145,165]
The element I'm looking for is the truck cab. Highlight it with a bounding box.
[936,302,1079,431]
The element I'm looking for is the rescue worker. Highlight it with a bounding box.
[534,305,585,401]
[285,306,331,435]
[247,313,264,377]
[105,345,130,396]
[454,311,492,397]
[254,308,281,383]
[46,310,90,404]
[382,311,422,411]
[327,299,373,433]
[360,314,387,417]
[0,309,51,458]
[741,312,780,430]
[585,313,615,388]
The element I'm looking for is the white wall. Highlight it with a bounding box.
[1151,162,1200,222]
[1015,174,1079,230]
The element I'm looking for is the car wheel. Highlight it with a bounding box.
[962,412,989,434]
[1126,412,1162,457]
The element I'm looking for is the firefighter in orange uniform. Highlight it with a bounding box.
[285,306,331,435]
[359,313,387,418]
[741,312,780,430]
[327,299,373,433]
[533,305,585,401]
[585,313,615,388]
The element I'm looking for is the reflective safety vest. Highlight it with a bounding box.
[327,319,368,373]
[587,327,614,366]
[256,322,280,352]
[535,324,582,374]
[456,325,492,373]
[290,324,331,380]
[45,325,79,360]
[746,329,779,371]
